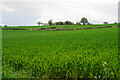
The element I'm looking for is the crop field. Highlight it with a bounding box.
[2,24,118,30]
[2,25,62,29]
[0,28,1,79]
[2,27,119,78]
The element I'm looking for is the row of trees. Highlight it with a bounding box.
[37,17,90,26]
[37,17,116,26]
[1,17,118,27]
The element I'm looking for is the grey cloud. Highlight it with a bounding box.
[1,0,118,25]
[2,2,41,25]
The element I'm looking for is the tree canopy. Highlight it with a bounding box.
[104,22,109,24]
[80,17,88,25]
[48,20,53,25]
[37,21,42,26]
[65,20,74,25]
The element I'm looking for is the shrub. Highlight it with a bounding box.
[114,22,117,24]
[87,22,91,25]
[104,22,109,24]
[80,17,88,25]
[4,25,8,27]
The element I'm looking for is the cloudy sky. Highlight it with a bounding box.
[0,0,119,26]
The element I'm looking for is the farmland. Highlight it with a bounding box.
[0,27,1,79]
[2,25,119,78]
[2,24,118,30]
[56,24,118,29]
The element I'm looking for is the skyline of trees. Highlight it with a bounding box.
[38,17,91,26]
[1,17,118,26]
[37,17,117,26]
[104,22,109,24]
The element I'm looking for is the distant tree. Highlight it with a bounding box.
[48,19,53,25]
[65,20,69,25]
[104,22,109,24]
[54,22,59,25]
[59,21,64,25]
[76,22,79,25]
[71,22,74,25]
[76,22,81,25]
[37,21,42,26]
[114,22,117,24]
[87,22,91,25]
[55,21,64,25]
[65,20,74,25]
[80,17,88,25]
[4,25,8,27]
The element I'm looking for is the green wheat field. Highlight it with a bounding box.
[2,24,119,78]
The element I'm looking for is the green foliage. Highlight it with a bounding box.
[48,20,53,25]
[37,21,42,26]
[4,25,8,27]
[65,20,74,25]
[2,27,118,78]
[104,22,109,24]
[114,22,117,24]
[55,21,64,25]
[76,22,81,25]
[80,17,88,25]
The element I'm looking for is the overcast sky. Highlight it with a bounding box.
[0,0,119,26]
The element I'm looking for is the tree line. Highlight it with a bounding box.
[37,17,90,26]
[37,17,117,26]
[1,17,118,27]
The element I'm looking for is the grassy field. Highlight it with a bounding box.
[2,24,118,30]
[2,27,119,78]
[0,27,1,79]
[56,24,118,29]
[2,25,63,29]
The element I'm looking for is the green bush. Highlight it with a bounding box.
[4,25,8,27]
